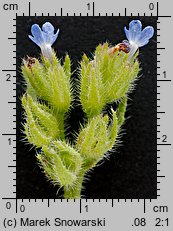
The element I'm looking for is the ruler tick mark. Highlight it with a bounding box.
[144,199,146,213]
[93,2,95,16]
[29,2,31,16]
[125,8,127,16]
[80,199,82,213]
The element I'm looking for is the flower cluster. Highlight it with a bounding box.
[29,20,154,61]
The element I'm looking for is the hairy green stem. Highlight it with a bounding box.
[63,170,85,199]
[54,111,65,140]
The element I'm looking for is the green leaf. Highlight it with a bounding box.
[37,145,77,187]
[22,94,61,147]
[80,59,105,118]
[76,114,111,160]
[54,140,83,174]
[63,54,71,80]
[117,97,127,128]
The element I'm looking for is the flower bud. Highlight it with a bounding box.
[22,54,72,113]
[76,110,118,163]
[37,140,83,187]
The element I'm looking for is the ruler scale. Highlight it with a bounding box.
[0,0,172,230]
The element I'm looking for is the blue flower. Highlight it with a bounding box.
[124,20,154,59]
[29,22,59,60]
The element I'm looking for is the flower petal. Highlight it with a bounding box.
[42,31,51,44]
[50,29,59,44]
[128,20,142,42]
[137,26,154,47]
[28,35,38,45]
[30,24,44,46]
[42,22,54,34]
[42,23,59,45]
